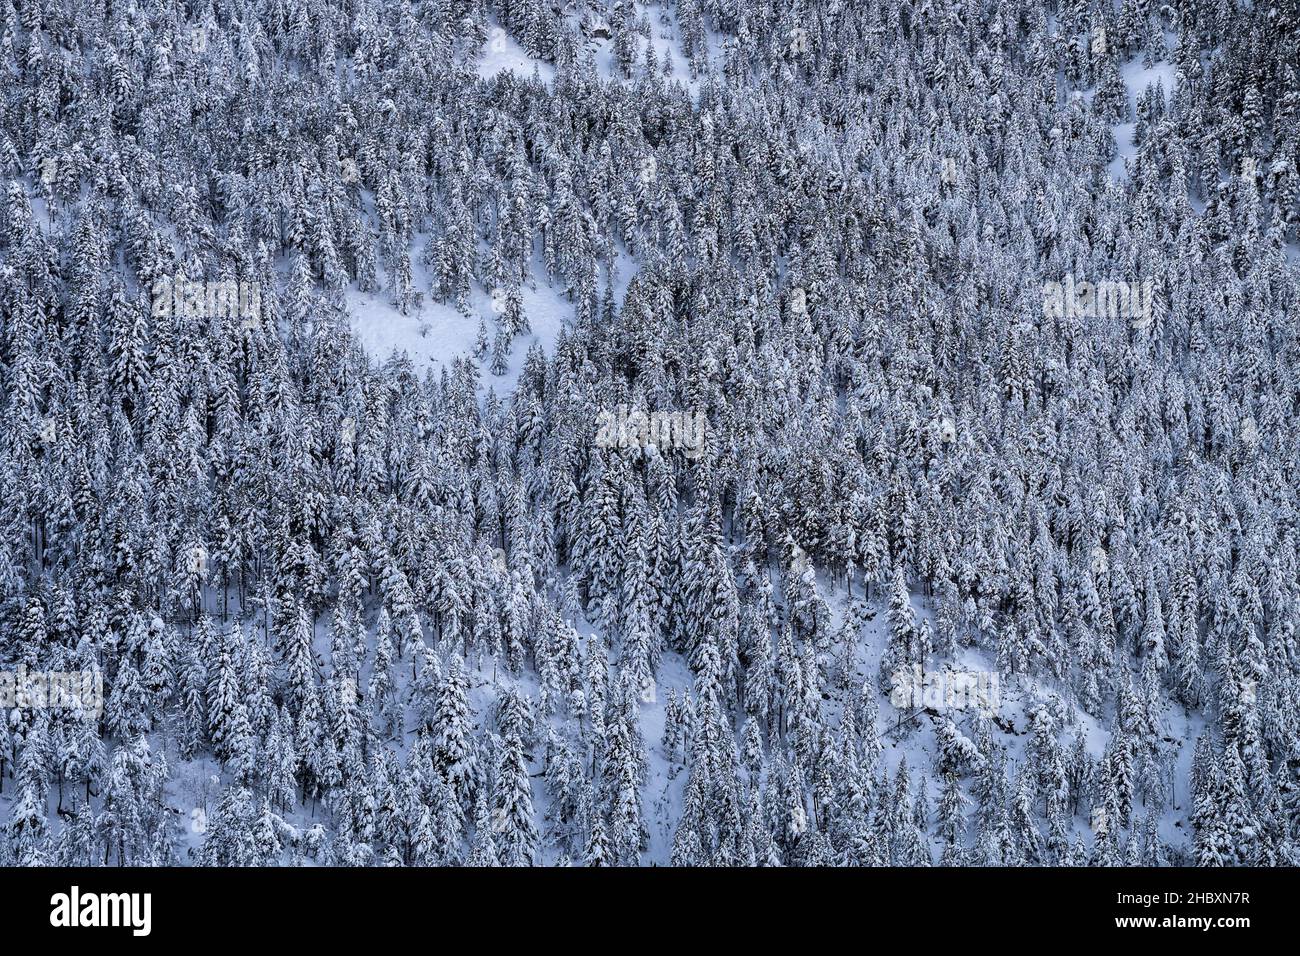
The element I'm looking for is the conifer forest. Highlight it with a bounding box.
[1,0,1299,869]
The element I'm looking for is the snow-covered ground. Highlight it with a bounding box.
[345,248,578,391]
[477,21,557,85]
[1107,56,1177,181]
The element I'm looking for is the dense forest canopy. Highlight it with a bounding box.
[0,0,1298,866]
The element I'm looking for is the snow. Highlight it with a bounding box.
[1108,122,1139,181]
[346,234,638,393]
[9,0,1297,873]
[477,22,555,85]
[344,256,575,393]
[1107,57,1177,181]
[583,3,720,98]
[1121,57,1178,110]
[144,562,1191,866]
[602,5,686,81]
